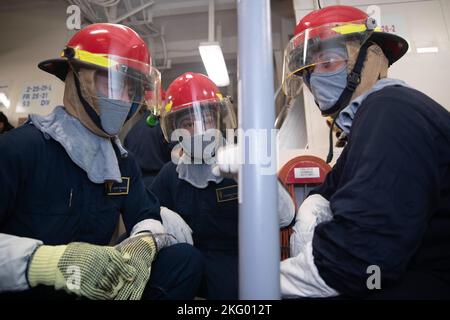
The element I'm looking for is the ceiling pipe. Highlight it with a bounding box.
[112,0,155,24]
[208,0,215,42]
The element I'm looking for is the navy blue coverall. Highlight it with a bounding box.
[0,123,203,299]
[151,162,239,299]
[311,86,450,299]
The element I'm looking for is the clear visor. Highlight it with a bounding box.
[73,54,161,109]
[282,20,369,97]
[161,98,237,142]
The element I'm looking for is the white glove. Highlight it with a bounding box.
[278,182,295,228]
[280,242,339,298]
[130,218,173,250]
[281,194,338,298]
[212,145,295,227]
[211,144,240,182]
[160,207,193,245]
[290,194,333,257]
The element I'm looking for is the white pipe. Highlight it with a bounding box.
[160,26,168,69]
[238,0,280,299]
[217,21,223,44]
[208,0,215,42]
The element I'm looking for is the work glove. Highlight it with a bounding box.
[160,206,193,245]
[290,194,333,256]
[114,233,159,300]
[130,218,174,249]
[27,242,136,300]
[211,144,240,182]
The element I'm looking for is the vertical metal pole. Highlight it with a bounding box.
[237,0,280,299]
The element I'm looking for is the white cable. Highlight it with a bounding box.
[78,1,97,22]
[141,0,147,21]
[123,0,136,24]
[74,0,101,22]
[91,0,122,8]
[160,27,167,69]
[274,84,282,101]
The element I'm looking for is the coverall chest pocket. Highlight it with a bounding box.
[28,186,78,216]
[28,162,79,216]
[22,187,81,244]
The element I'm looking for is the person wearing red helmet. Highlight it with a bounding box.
[0,23,203,300]
[279,5,450,299]
[150,72,241,299]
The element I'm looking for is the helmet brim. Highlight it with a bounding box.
[38,58,70,81]
[38,58,107,81]
[369,32,409,65]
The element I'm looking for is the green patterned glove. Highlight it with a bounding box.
[28,242,136,300]
[114,234,158,300]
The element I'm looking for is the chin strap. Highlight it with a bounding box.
[326,115,338,164]
[322,41,372,117]
[324,40,372,163]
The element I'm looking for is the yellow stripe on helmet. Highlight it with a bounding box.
[165,100,173,112]
[331,24,381,35]
[61,48,119,68]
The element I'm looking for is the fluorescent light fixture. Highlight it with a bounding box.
[0,92,10,108]
[416,46,439,54]
[199,42,230,87]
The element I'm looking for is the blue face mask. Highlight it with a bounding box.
[98,98,132,135]
[309,65,348,113]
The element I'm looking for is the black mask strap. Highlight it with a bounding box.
[324,40,372,163]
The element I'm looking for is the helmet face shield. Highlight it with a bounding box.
[161,97,237,143]
[161,72,237,161]
[142,68,162,114]
[282,19,372,97]
[71,50,161,109]
[175,104,218,135]
[70,50,161,135]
